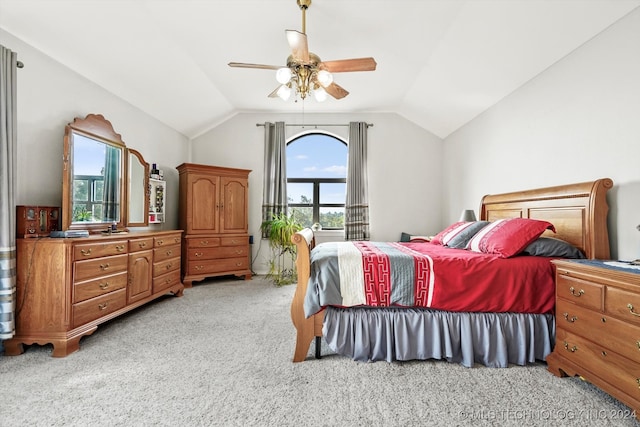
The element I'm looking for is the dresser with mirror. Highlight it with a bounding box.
[3,114,184,357]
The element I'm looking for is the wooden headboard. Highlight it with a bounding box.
[480,178,613,260]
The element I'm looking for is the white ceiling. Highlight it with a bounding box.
[1,0,639,139]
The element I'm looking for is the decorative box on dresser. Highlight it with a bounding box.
[3,230,184,357]
[547,259,640,415]
[177,163,252,286]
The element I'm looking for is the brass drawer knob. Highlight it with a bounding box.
[80,248,92,256]
[99,263,110,270]
[563,313,578,323]
[99,282,109,290]
[98,302,108,310]
[563,341,577,353]
[569,287,584,297]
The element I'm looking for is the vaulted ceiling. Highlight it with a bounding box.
[1,0,638,139]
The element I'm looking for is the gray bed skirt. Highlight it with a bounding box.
[323,307,555,368]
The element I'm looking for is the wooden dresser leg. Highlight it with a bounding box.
[2,339,25,356]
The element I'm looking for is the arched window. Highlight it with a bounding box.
[287,132,347,229]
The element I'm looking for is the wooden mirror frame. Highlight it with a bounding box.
[127,148,150,227]
[62,114,149,233]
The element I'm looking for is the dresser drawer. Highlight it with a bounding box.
[187,257,249,275]
[129,237,153,252]
[74,254,128,282]
[606,286,640,327]
[154,244,180,262]
[557,299,640,363]
[221,236,248,246]
[556,273,603,310]
[153,269,181,293]
[154,233,182,248]
[73,271,127,303]
[73,240,127,260]
[153,257,180,277]
[188,245,249,261]
[186,237,221,248]
[72,288,126,327]
[557,329,640,402]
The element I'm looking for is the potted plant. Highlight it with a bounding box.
[260,212,302,286]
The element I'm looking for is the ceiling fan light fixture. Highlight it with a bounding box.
[313,86,327,102]
[276,67,293,84]
[276,84,292,101]
[317,69,333,87]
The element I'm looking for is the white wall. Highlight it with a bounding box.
[191,112,443,274]
[1,29,190,230]
[443,8,640,260]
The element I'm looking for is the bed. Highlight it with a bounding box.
[290,178,613,367]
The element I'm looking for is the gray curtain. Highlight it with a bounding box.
[103,145,121,222]
[0,45,18,340]
[345,122,370,241]
[261,121,287,236]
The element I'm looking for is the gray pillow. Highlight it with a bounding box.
[521,237,585,258]
[446,221,489,249]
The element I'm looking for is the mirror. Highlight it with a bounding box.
[127,149,149,226]
[62,114,149,233]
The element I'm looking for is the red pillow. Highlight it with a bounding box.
[431,221,475,246]
[466,218,556,258]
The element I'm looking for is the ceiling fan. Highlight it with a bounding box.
[228,0,377,102]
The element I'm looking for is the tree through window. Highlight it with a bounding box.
[287,133,347,229]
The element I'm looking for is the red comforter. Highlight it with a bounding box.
[303,241,556,317]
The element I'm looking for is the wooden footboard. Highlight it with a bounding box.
[290,229,324,362]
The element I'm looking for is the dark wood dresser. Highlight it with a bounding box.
[547,259,640,415]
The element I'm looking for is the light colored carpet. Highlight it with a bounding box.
[1,276,638,427]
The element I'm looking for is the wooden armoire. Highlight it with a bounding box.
[177,163,252,286]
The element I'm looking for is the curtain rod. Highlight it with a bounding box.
[256,123,373,128]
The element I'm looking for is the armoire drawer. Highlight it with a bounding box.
[186,237,221,248]
[187,245,249,261]
[188,257,249,275]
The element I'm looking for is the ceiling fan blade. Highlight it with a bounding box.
[268,85,282,98]
[320,57,377,73]
[286,30,309,63]
[324,82,349,99]
[228,62,281,70]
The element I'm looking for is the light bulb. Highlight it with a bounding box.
[314,87,327,102]
[277,84,291,101]
[317,70,333,87]
[276,67,292,84]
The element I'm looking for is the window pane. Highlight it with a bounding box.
[73,180,89,201]
[93,180,104,202]
[320,182,346,204]
[291,207,313,228]
[287,134,347,178]
[319,207,344,229]
[287,182,313,204]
